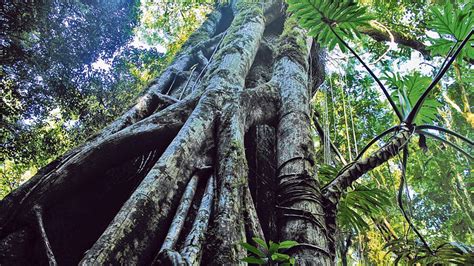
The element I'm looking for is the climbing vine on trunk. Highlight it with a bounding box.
[1,0,472,265]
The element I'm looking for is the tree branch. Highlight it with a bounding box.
[359,26,428,57]
[322,130,411,204]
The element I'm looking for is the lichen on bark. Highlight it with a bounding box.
[0,1,412,265]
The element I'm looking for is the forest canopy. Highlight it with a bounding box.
[1,0,211,196]
[0,0,472,264]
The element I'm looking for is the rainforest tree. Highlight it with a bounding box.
[0,0,472,265]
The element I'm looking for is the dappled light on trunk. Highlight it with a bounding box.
[1,0,473,265]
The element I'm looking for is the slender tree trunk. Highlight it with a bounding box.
[339,233,352,266]
[0,1,403,264]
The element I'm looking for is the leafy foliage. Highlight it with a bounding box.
[240,238,298,265]
[135,0,212,56]
[317,164,339,184]
[383,72,442,124]
[385,239,474,265]
[287,0,372,52]
[309,1,473,264]
[0,0,208,199]
[427,2,473,59]
[338,185,392,234]
[1,0,139,119]
[1,0,472,264]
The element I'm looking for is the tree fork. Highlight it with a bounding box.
[81,0,276,263]
[0,6,227,236]
[0,0,389,264]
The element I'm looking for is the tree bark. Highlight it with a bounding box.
[0,1,408,265]
[359,26,429,57]
[274,17,331,264]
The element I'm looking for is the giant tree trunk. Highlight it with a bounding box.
[0,1,393,265]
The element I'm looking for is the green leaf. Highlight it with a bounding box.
[427,2,473,59]
[240,242,266,258]
[385,240,474,265]
[252,237,268,252]
[287,0,373,51]
[241,256,266,264]
[271,252,290,262]
[337,185,392,233]
[383,71,441,123]
[278,240,299,250]
[318,164,338,183]
[268,241,279,255]
[290,257,296,265]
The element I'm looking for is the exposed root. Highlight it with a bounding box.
[160,174,200,252]
[0,149,81,237]
[0,98,197,235]
[181,175,215,265]
[153,175,215,266]
[80,96,218,264]
[95,92,180,141]
[212,110,248,264]
[243,185,265,241]
[33,205,57,266]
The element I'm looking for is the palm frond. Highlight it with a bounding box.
[385,239,474,265]
[337,185,391,234]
